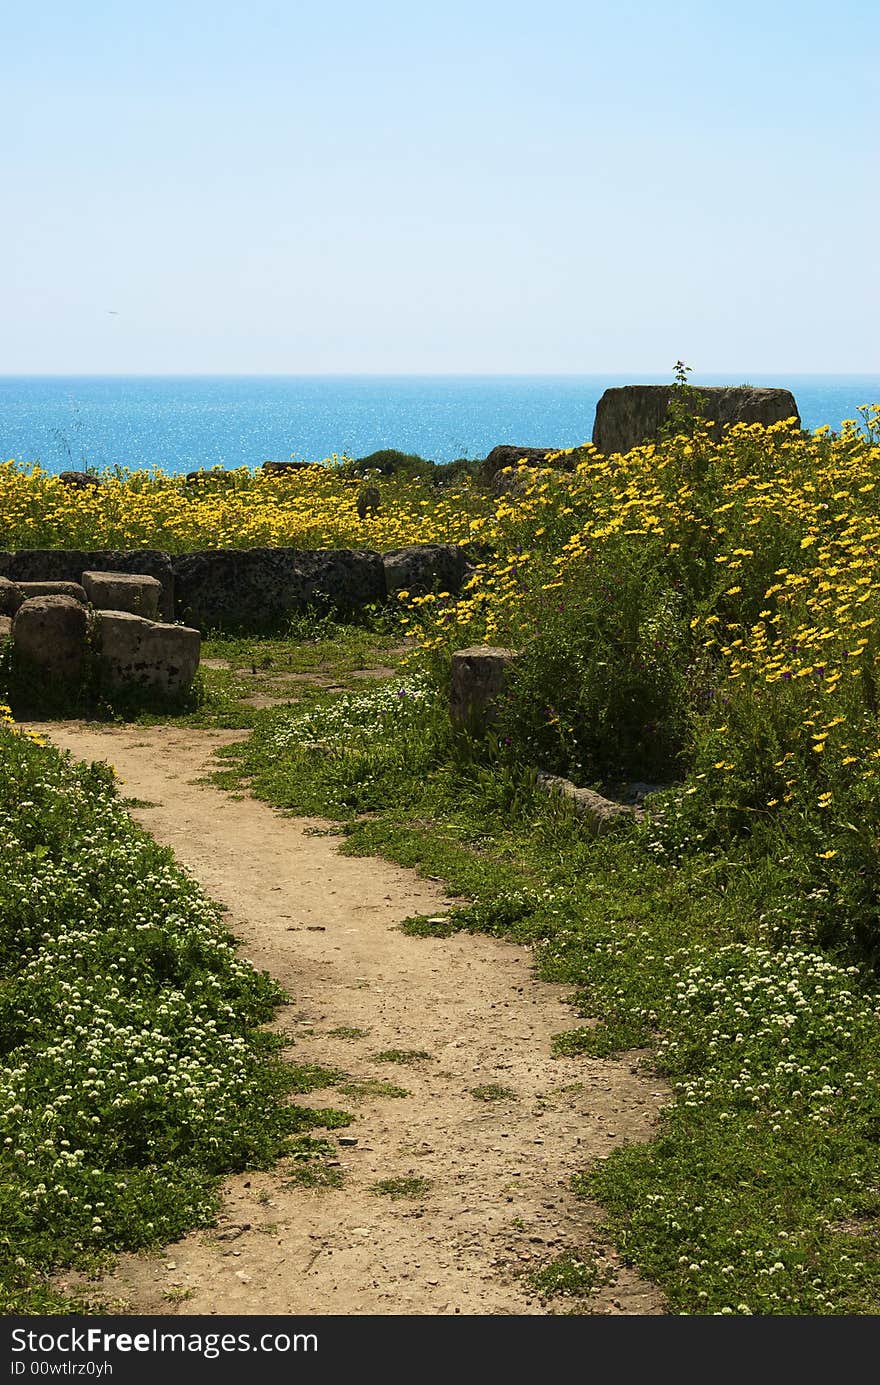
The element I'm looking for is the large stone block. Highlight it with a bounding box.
[93,611,200,697]
[17,581,87,603]
[172,548,386,630]
[0,551,174,620]
[450,645,519,730]
[592,385,801,455]
[0,576,22,616]
[535,772,642,835]
[82,570,162,619]
[383,544,471,597]
[261,460,321,476]
[12,596,88,682]
[477,445,557,487]
[58,471,101,488]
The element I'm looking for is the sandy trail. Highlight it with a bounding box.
[34,723,666,1316]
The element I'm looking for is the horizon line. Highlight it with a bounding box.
[2,370,880,381]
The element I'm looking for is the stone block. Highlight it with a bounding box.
[93,611,201,697]
[536,771,642,835]
[0,615,12,641]
[12,596,88,682]
[477,445,557,487]
[450,645,519,730]
[58,471,101,488]
[383,544,471,597]
[261,460,321,475]
[82,570,162,619]
[172,548,385,630]
[17,581,87,603]
[0,576,22,616]
[592,384,801,455]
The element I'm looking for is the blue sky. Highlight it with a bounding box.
[4,0,878,373]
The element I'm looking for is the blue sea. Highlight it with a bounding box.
[1,375,879,477]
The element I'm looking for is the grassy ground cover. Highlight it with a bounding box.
[0,707,349,1313]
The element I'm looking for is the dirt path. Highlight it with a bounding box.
[35,723,666,1316]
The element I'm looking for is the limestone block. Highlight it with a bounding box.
[383,544,470,597]
[94,611,201,697]
[592,385,801,455]
[12,596,88,681]
[535,772,641,835]
[58,471,101,488]
[477,445,557,487]
[0,576,22,616]
[16,581,87,603]
[82,570,162,619]
[171,548,385,630]
[450,646,519,730]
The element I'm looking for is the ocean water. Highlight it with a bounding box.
[1,374,879,477]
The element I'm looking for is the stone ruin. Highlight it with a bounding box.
[0,571,200,701]
[592,384,801,456]
[449,645,661,834]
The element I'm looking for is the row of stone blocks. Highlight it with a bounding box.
[0,572,200,698]
[0,544,471,632]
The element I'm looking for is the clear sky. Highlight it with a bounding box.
[4,0,878,374]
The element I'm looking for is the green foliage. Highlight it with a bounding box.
[528,1252,608,1299]
[495,538,692,782]
[661,359,708,441]
[469,1084,517,1102]
[337,1078,409,1100]
[345,449,435,479]
[372,1049,433,1065]
[368,1176,432,1199]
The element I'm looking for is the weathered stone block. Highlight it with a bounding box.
[478,445,557,487]
[172,548,386,630]
[261,460,321,475]
[0,551,174,620]
[450,646,519,730]
[383,544,471,597]
[592,384,801,455]
[93,611,200,697]
[82,570,162,619]
[536,771,641,835]
[12,596,88,682]
[0,615,12,641]
[184,469,236,485]
[0,576,22,616]
[57,471,101,488]
[17,581,87,604]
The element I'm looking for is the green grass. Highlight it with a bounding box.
[337,1079,410,1101]
[527,1252,609,1300]
[470,1084,517,1102]
[368,1176,432,1200]
[372,1049,433,1065]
